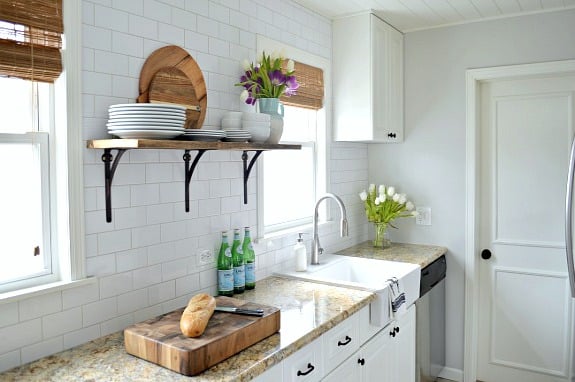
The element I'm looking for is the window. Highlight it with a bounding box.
[0,0,84,296]
[257,36,328,236]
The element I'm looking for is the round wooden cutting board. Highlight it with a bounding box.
[138,45,207,129]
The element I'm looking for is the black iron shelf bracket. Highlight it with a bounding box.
[183,149,208,212]
[101,148,128,223]
[242,150,263,204]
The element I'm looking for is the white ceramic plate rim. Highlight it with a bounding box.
[109,103,186,111]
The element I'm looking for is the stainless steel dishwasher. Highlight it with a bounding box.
[416,255,446,382]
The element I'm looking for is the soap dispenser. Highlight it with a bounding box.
[294,233,307,272]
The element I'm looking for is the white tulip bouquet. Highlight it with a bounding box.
[359,184,418,247]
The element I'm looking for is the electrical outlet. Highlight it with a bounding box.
[198,249,214,265]
[416,207,432,226]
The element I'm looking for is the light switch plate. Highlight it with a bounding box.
[416,207,431,226]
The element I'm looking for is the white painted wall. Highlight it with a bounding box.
[369,9,575,375]
[0,0,368,372]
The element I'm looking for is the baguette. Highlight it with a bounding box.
[180,293,216,337]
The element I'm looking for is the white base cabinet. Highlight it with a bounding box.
[253,304,416,382]
[323,305,416,382]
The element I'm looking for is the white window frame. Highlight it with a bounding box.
[0,0,87,300]
[256,36,330,238]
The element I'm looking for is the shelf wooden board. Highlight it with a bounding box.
[86,139,301,151]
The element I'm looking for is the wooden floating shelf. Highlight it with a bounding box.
[86,139,301,223]
[87,138,301,151]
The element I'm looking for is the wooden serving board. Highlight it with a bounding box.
[138,45,207,129]
[124,296,280,376]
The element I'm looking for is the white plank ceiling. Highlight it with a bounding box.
[292,0,575,32]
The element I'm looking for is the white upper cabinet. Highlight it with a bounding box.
[333,13,404,143]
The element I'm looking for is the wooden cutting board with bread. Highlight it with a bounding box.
[124,294,281,376]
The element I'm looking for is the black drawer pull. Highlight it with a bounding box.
[337,335,352,346]
[297,363,315,376]
[395,326,400,334]
[358,358,365,366]
[390,329,396,337]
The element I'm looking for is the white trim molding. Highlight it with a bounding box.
[464,59,575,382]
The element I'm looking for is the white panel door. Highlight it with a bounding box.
[478,75,575,382]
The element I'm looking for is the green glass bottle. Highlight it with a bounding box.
[232,228,245,294]
[217,231,233,296]
[243,227,256,290]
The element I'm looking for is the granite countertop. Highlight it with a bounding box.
[336,241,447,268]
[0,276,375,382]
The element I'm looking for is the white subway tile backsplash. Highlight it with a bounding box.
[172,8,197,30]
[129,14,159,40]
[199,268,217,289]
[148,280,176,305]
[162,258,189,281]
[147,204,174,224]
[112,0,144,16]
[0,351,20,374]
[208,37,229,57]
[130,184,160,206]
[0,319,42,354]
[97,185,131,210]
[175,273,200,296]
[219,23,239,44]
[100,272,133,299]
[21,337,64,365]
[83,297,118,327]
[144,0,173,23]
[63,282,100,310]
[132,225,162,247]
[0,303,18,328]
[112,32,144,57]
[98,229,132,254]
[87,253,117,276]
[158,22,185,46]
[94,4,129,32]
[42,308,83,339]
[134,305,163,323]
[83,2,95,24]
[229,9,248,30]
[147,242,176,266]
[238,0,256,16]
[100,314,134,336]
[114,164,146,185]
[116,247,148,272]
[197,15,219,38]
[83,71,112,96]
[160,221,189,242]
[133,265,163,289]
[198,198,221,217]
[117,288,148,315]
[83,25,112,51]
[63,325,101,350]
[112,75,138,98]
[185,30,209,52]
[19,293,62,322]
[130,150,160,163]
[129,56,145,77]
[209,2,229,23]
[146,163,174,183]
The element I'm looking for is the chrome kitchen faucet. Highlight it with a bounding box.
[311,193,348,265]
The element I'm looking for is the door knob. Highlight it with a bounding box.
[481,249,492,260]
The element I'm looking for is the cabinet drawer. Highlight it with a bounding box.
[252,362,282,382]
[322,310,360,372]
[283,338,323,382]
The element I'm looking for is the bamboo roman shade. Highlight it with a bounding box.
[281,60,324,110]
[0,0,63,83]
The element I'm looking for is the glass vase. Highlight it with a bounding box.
[373,222,390,248]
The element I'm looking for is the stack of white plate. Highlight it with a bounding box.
[223,129,251,142]
[180,129,226,142]
[107,103,186,139]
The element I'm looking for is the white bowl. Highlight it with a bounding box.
[221,118,242,130]
[242,112,271,122]
[223,111,243,120]
[244,124,270,143]
[242,120,270,129]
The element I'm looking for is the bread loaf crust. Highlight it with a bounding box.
[180,293,216,337]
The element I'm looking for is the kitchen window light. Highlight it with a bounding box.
[0,0,84,298]
[256,36,329,237]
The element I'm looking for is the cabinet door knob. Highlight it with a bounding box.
[337,335,352,346]
[394,326,400,334]
[358,358,365,366]
[481,249,492,260]
[297,363,315,376]
[387,132,397,138]
[390,330,396,337]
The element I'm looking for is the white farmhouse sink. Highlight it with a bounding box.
[275,254,421,327]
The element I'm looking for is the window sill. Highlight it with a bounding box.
[0,277,97,304]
